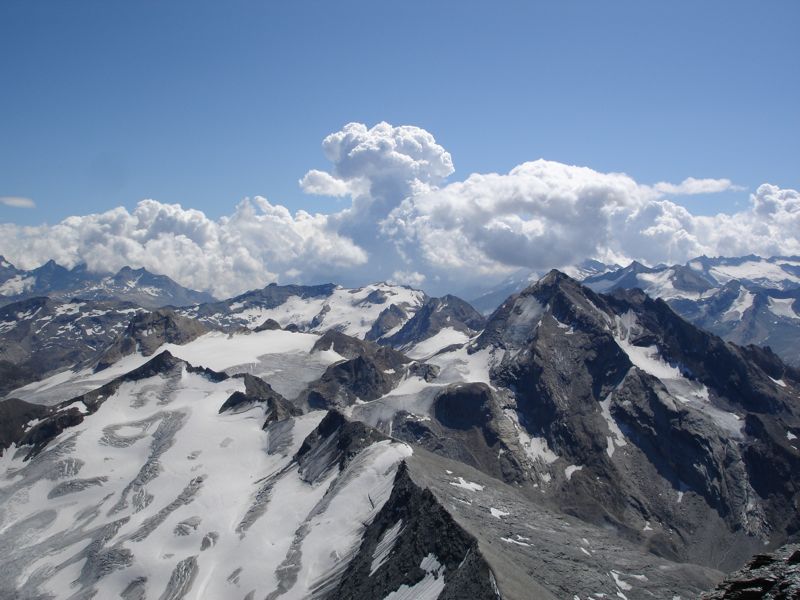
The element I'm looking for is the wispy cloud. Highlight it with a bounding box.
[0,196,36,208]
[652,177,745,196]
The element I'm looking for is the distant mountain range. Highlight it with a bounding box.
[0,256,216,309]
[583,255,800,366]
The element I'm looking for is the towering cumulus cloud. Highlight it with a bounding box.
[1,121,798,297]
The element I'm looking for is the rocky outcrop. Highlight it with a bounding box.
[392,383,528,485]
[0,397,50,456]
[301,331,412,410]
[381,294,485,349]
[294,410,389,483]
[365,303,408,341]
[220,373,302,427]
[702,544,800,599]
[329,461,500,600]
[94,309,209,371]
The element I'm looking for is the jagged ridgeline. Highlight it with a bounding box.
[0,268,798,599]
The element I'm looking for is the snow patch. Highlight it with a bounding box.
[449,477,484,492]
[767,297,799,320]
[504,409,559,464]
[565,465,583,481]
[501,537,531,547]
[721,289,754,321]
[771,377,787,388]
[405,327,470,359]
[382,553,445,600]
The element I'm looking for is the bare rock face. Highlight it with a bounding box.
[365,303,408,341]
[391,383,528,485]
[301,331,412,410]
[470,270,800,570]
[219,373,302,428]
[702,543,800,599]
[294,410,389,484]
[94,309,209,370]
[328,461,500,600]
[0,297,147,395]
[381,294,486,349]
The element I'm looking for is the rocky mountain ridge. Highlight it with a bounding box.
[0,256,215,309]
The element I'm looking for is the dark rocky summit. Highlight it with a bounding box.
[300,330,412,410]
[330,461,500,600]
[381,294,486,349]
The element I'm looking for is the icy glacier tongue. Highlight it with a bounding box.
[0,352,417,600]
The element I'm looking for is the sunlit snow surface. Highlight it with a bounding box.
[185,283,427,338]
[0,365,412,600]
[10,329,345,405]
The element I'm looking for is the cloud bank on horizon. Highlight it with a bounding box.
[1,121,798,298]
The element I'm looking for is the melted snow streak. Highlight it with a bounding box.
[382,553,445,600]
[370,519,404,575]
[0,362,412,600]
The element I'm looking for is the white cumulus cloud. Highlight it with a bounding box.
[0,197,367,298]
[2,121,798,299]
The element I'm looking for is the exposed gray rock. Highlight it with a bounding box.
[365,303,408,341]
[0,296,149,395]
[295,410,388,484]
[701,543,800,599]
[473,270,800,569]
[220,373,302,427]
[301,331,412,410]
[329,461,500,600]
[94,309,209,371]
[381,294,486,350]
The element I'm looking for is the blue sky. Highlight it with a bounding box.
[1,1,799,297]
[2,0,798,226]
